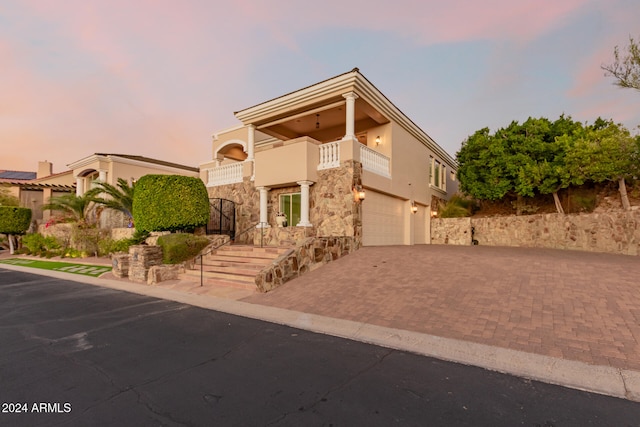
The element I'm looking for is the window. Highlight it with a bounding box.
[279,193,301,227]
[429,156,446,192]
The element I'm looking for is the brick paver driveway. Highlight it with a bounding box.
[242,245,640,371]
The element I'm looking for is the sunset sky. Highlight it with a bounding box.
[2,0,639,173]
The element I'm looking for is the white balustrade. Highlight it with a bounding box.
[360,145,391,178]
[317,141,341,170]
[206,162,245,186]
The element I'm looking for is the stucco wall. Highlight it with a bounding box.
[431,210,640,256]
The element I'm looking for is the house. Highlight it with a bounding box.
[0,161,75,223]
[67,153,200,228]
[200,68,458,247]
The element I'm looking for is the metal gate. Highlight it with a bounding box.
[207,198,236,239]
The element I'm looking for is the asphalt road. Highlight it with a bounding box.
[1,269,639,426]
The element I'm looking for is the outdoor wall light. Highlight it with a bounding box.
[375,136,381,146]
[353,185,366,202]
[411,201,418,214]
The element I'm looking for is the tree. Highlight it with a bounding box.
[602,35,640,91]
[0,206,32,254]
[91,178,136,225]
[42,188,102,227]
[565,120,638,210]
[456,115,585,214]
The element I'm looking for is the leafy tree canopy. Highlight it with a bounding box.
[456,116,638,212]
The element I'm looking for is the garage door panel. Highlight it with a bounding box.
[362,191,404,246]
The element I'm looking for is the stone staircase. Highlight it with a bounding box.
[180,244,291,290]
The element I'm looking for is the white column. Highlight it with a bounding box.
[98,170,107,182]
[76,177,84,196]
[342,92,359,141]
[256,186,270,228]
[296,181,314,227]
[247,124,255,160]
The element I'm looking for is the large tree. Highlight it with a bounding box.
[602,35,640,91]
[456,115,585,213]
[565,119,638,210]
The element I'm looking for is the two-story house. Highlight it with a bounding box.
[200,68,457,248]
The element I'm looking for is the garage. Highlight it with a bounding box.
[362,191,405,246]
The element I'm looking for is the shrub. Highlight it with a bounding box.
[157,233,210,264]
[98,238,133,256]
[133,175,210,233]
[438,195,475,218]
[0,206,32,235]
[21,233,61,257]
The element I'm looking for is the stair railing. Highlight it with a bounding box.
[197,221,268,286]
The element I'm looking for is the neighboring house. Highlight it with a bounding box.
[67,153,200,228]
[200,68,458,247]
[0,161,75,223]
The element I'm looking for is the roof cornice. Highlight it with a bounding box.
[234,69,457,169]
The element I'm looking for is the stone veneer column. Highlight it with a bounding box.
[342,92,359,141]
[297,181,314,227]
[256,186,270,228]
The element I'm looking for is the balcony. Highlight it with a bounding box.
[204,137,391,187]
[319,140,390,178]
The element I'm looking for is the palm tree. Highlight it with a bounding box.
[42,188,102,226]
[91,178,136,224]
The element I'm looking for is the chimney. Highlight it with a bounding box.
[37,161,53,178]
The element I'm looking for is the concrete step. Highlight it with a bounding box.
[178,273,257,290]
[183,245,293,291]
[183,269,255,283]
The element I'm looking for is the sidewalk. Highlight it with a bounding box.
[2,245,640,401]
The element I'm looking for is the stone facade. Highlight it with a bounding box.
[431,209,640,256]
[128,245,163,283]
[207,177,259,245]
[207,160,363,247]
[255,236,358,292]
[111,253,130,278]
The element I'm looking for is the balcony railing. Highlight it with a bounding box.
[360,145,391,177]
[317,141,340,170]
[206,162,244,186]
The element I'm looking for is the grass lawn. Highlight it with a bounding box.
[0,258,112,277]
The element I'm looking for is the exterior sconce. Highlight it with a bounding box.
[353,185,366,202]
[375,136,381,146]
[411,201,418,214]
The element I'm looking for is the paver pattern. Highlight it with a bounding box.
[241,245,640,371]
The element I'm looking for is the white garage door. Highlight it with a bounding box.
[362,191,405,246]
[413,206,428,244]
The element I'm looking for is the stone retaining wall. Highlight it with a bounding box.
[431,209,640,256]
[255,236,358,292]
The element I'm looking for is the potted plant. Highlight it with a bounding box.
[275,212,287,227]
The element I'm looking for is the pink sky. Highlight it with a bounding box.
[1,0,638,173]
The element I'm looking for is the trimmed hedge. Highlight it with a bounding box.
[0,206,32,235]
[157,233,210,264]
[132,175,210,232]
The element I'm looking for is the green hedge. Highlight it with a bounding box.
[157,233,210,264]
[0,206,32,235]
[132,175,210,232]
